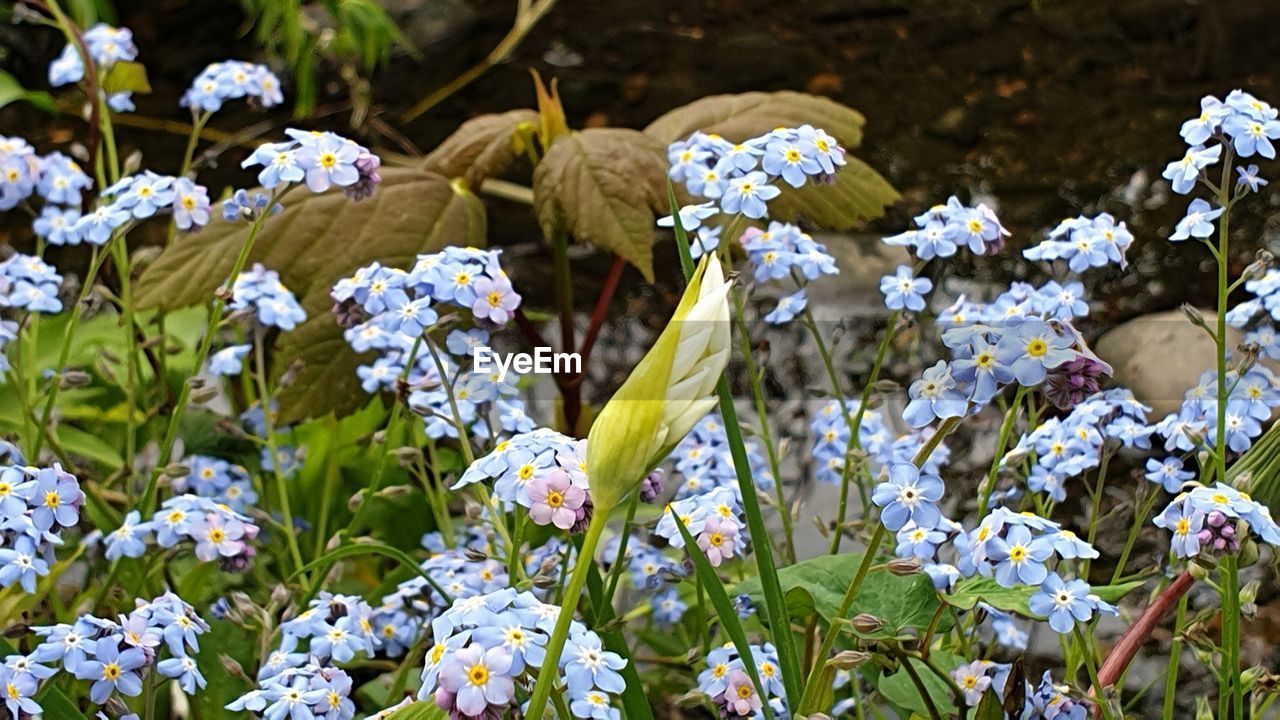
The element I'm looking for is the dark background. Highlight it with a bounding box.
[3,0,1280,333]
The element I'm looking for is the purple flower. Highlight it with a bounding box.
[526,470,585,531]
[437,644,515,717]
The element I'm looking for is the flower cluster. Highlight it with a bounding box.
[810,403,950,486]
[1007,389,1152,502]
[1022,213,1134,270]
[242,129,381,198]
[182,60,284,113]
[1154,482,1280,559]
[172,455,257,511]
[30,592,209,709]
[402,589,624,720]
[666,414,774,499]
[695,643,786,718]
[48,24,139,111]
[332,248,530,441]
[104,495,260,571]
[230,263,308,331]
[1148,366,1280,455]
[883,195,1009,259]
[228,655,356,720]
[656,487,745,566]
[0,463,82,593]
[667,125,844,221]
[1,252,64,316]
[730,221,840,324]
[456,429,594,532]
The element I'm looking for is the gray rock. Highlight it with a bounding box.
[1095,308,1237,418]
[805,234,912,323]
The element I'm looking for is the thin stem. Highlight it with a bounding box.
[1110,484,1162,585]
[399,0,559,122]
[1223,556,1243,719]
[1161,594,1188,720]
[33,245,108,458]
[137,189,286,517]
[1076,626,1112,720]
[525,509,607,718]
[730,287,795,562]
[976,386,1028,518]
[252,327,307,580]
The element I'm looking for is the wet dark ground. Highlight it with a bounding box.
[4,0,1280,327]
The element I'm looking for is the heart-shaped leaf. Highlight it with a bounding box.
[533,128,667,282]
[645,91,899,229]
[422,109,538,189]
[135,167,486,422]
[645,90,867,149]
[734,553,944,639]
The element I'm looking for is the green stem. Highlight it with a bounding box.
[976,386,1027,518]
[525,508,608,718]
[730,287,795,562]
[109,237,140,499]
[1223,556,1243,719]
[1075,626,1112,720]
[797,416,960,714]
[137,188,286,517]
[1214,152,1232,486]
[251,327,307,580]
[1110,484,1162,585]
[1162,594,1188,720]
[33,245,108,458]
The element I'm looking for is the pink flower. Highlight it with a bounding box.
[720,671,761,716]
[470,277,521,324]
[697,516,738,566]
[527,469,586,530]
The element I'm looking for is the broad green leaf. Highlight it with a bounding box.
[944,577,1145,616]
[876,649,963,718]
[533,128,667,282]
[385,701,448,720]
[194,618,258,719]
[645,91,867,149]
[734,553,944,639]
[34,683,82,720]
[135,168,486,422]
[0,70,55,113]
[422,109,538,189]
[645,91,899,228]
[101,60,151,95]
[768,154,900,229]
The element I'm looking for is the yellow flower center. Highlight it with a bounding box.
[468,664,489,686]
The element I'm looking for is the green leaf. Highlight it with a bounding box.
[673,510,773,719]
[533,128,667,282]
[975,690,1003,720]
[101,60,152,95]
[34,683,82,719]
[384,701,448,720]
[876,650,962,719]
[0,70,54,113]
[645,91,899,228]
[944,577,1145,616]
[734,553,944,639]
[768,154,900,229]
[645,91,868,149]
[134,169,486,422]
[193,618,258,719]
[422,109,539,189]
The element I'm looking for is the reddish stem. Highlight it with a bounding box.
[576,255,626,369]
[1092,570,1195,707]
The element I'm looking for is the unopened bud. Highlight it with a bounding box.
[164,463,191,478]
[374,484,413,500]
[828,650,871,670]
[347,490,365,512]
[463,548,488,563]
[885,557,922,576]
[219,654,250,681]
[531,574,558,589]
[186,376,205,389]
[190,387,219,404]
[59,370,91,389]
[392,447,424,467]
[849,613,884,634]
[270,584,291,607]
[3,624,28,638]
